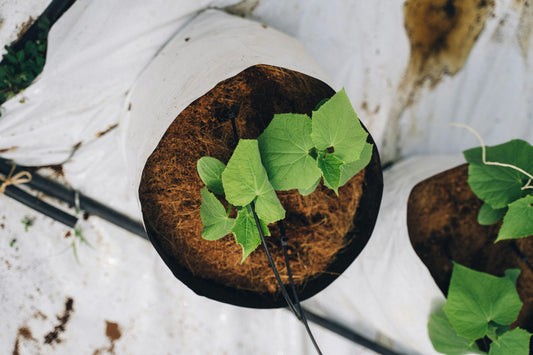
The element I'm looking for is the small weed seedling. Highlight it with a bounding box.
[21,216,35,231]
[196,89,372,261]
[429,263,532,355]
[0,16,50,108]
[71,225,91,264]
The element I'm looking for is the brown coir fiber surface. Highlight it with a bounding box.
[407,164,533,333]
[139,65,365,294]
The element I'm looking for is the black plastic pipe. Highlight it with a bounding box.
[0,158,148,239]
[302,308,403,355]
[3,184,77,228]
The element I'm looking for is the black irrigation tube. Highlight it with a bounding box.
[251,202,323,355]
[303,309,402,355]
[3,184,77,228]
[0,158,148,239]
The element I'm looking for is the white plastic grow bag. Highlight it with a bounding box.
[306,154,466,355]
[122,9,332,218]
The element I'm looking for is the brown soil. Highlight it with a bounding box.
[139,65,365,294]
[13,327,36,355]
[407,164,533,332]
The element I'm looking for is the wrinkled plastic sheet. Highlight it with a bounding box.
[1,0,532,354]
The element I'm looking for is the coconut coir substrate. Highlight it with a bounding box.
[139,65,365,294]
[407,164,533,333]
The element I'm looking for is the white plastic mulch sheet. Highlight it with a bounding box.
[0,2,371,355]
[0,0,532,354]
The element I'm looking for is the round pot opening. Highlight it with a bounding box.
[139,64,383,308]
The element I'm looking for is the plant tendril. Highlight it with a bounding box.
[450,123,533,188]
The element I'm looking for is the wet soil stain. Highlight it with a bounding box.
[382,0,495,162]
[0,146,19,154]
[93,321,122,355]
[403,0,494,88]
[43,297,74,345]
[12,327,36,355]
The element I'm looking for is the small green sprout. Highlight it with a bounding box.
[70,225,91,264]
[21,216,34,231]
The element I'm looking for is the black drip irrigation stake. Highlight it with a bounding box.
[250,202,323,355]
[0,158,148,239]
[278,220,323,354]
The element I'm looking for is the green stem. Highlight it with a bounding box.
[226,203,232,217]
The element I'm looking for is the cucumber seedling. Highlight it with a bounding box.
[196,89,373,261]
[429,126,533,354]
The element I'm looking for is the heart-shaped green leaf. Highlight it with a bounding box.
[258,113,322,191]
[317,152,343,194]
[497,195,533,241]
[464,139,533,209]
[489,328,531,355]
[310,88,368,163]
[477,203,507,226]
[231,205,270,262]
[428,313,484,355]
[443,263,522,341]
[200,187,235,241]
[221,139,285,223]
[339,142,373,187]
[197,157,226,195]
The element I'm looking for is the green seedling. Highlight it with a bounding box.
[430,128,533,354]
[71,225,91,264]
[21,216,34,231]
[197,89,372,261]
